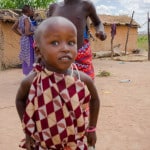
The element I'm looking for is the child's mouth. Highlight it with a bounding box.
[59,55,72,61]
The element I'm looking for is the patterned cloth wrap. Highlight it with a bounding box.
[75,40,94,80]
[18,15,35,67]
[18,14,35,75]
[21,63,91,150]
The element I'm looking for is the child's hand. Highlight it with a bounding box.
[95,31,107,41]
[86,132,97,146]
[25,134,35,150]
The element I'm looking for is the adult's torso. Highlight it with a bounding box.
[50,1,90,49]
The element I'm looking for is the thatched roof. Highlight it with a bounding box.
[0,10,140,28]
[98,14,140,27]
[0,9,45,23]
[0,9,19,22]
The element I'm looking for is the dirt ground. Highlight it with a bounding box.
[0,56,150,150]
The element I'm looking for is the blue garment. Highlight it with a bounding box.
[30,17,37,27]
[83,26,89,40]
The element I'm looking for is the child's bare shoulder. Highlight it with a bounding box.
[78,71,98,97]
[78,71,94,88]
[21,71,37,89]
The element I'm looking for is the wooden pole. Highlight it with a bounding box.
[148,12,150,61]
[110,24,116,59]
[111,36,114,59]
[124,11,134,55]
[0,26,4,69]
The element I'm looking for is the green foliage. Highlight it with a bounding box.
[0,0,56,9]
[137,34,148,51]
[0,1,16,8]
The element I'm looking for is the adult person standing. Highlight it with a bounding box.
[47,0,107,79]
[12,5,35,75]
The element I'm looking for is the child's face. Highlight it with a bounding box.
[38,23,77,73]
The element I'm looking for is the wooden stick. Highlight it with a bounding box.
[124,11,134,55]
[148,12,150,60]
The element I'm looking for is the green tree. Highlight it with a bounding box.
[0,0,56,9]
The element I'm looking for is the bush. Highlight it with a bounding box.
[137,34,148,51]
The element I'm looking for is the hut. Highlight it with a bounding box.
[0,11,140,69]
[0,9,20,69]
[0,9,44,69]
[89,14,140,52]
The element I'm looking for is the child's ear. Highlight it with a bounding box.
[33,41,41,56]
[34,46,42,63]
[33,41,42,63]
[34,46,41,57]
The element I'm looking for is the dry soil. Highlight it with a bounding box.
[0,57,150,150]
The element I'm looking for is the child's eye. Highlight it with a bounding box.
[51,41,59,46]
[68,41,75,46]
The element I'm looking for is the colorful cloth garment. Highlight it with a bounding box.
[75,40,95,79]
[21,63,91,150]
[18,15,35,75]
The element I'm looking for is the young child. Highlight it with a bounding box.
[15,16,100,150]
[47,0,107,79]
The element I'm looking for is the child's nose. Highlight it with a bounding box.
[61,43,70,52]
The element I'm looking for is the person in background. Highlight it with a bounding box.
[47,0,107,80]
[12,5,35,75]
[15,16,100,150]
[30,8,38,29]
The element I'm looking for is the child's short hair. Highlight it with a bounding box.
[34,16,77,44]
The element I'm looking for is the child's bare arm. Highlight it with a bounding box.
[87,79,100,146]
[80,72,100,146]
[16,72,36,149]
[15,72,36,121]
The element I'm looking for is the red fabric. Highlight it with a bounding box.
[75,40,95,79]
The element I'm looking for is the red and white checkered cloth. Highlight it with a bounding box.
[21,64,91,150]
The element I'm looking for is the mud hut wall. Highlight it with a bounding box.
[1,22,20,67]
[0,23,4,68]
[89,25,138,52]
